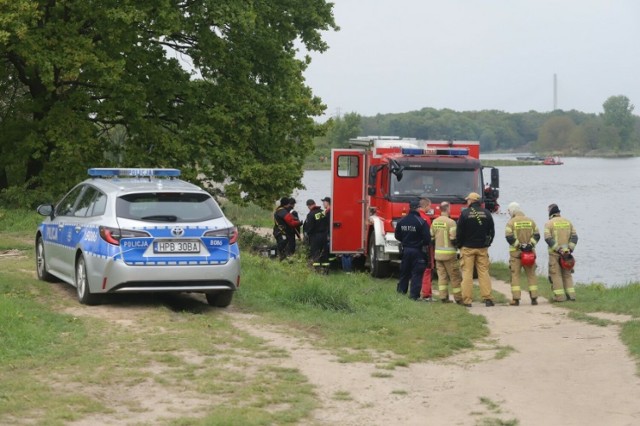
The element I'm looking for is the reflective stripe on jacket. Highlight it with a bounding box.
[544,215,578,253]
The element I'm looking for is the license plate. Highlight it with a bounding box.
[153,240,200,253]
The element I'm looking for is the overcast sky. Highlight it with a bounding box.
[303,0,640,119]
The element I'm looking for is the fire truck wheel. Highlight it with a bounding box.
[368,238,390,278]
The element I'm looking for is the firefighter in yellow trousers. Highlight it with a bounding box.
[431,202,463,304]
[544,203,578,302]
[456,192,495,307]
[505,202,541,306]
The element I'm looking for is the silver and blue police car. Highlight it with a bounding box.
[35,168,240,307]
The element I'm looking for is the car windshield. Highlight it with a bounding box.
[117,192,224,222]
[390,169,480,199]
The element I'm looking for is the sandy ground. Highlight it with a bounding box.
[48,274,640,426]
[232,279,640,426]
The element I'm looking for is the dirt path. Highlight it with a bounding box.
[51,276,640,425]
[232,279,640,426]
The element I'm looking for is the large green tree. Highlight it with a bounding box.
[0,0,337,208]
[601,95,636,151]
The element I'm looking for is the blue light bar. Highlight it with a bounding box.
[400,147,469,156]
[401,148,425,155]
[436,148,469,156]
[88,168,181,177]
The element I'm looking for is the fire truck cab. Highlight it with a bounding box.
[330,136,499,277]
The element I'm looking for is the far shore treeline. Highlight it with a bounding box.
[307,97,639,169]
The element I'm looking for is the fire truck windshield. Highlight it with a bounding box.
[390,169,481,200]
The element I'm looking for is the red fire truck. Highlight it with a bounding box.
[330,136,499,277]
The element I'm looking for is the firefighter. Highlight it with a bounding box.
[273,197,302,260]
[304,199,330,273]
[418,197,434,301]
[544,203,579,302]
[395,199,431,301]
[505,202,541,306]
[431,201,463,304]
[456,192,495,307]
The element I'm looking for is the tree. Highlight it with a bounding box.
[326,112,362,147]
[601,95,635,151]
[0,0,337,208]
[535,116,576,152]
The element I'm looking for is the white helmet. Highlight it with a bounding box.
[507,201,521,217]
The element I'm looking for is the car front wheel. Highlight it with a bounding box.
[36,236,56,282]
[206,291,233,308]
[76,255,100,305]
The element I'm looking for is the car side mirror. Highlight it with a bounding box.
[37,204,54,219]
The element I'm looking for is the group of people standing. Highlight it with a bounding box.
[273,195,333,274]
[395,191,579,306]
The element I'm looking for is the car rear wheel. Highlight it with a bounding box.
[36,236,56,282]
[76,255,100,305]
[206,291,233,308]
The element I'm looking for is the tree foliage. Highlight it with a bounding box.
[356,103,639,155]
[326,112,361,147]
[602,95,635,150]
[0,0,337,208]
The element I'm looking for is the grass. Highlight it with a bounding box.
[236,252,491,364]
[220,201,273,228]
[2,207,640,423]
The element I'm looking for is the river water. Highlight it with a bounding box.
[293,155,640,287]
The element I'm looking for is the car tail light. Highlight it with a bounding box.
[99,226,150,245]
[204,226,238,244]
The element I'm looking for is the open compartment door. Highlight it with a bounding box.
[330,149,366,253]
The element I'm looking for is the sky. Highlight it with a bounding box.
[303,0,640,119]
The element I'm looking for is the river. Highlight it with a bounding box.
[292,155,640,287]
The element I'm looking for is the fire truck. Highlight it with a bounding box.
[330,136,499,277]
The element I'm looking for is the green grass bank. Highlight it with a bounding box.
[1,207,639,424]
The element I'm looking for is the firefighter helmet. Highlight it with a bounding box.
[520,250,536,267]
[559,253,575,270]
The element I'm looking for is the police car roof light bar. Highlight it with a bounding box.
[88,168,181,178]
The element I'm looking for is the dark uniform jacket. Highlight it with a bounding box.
[274,206,301,238]
[394,210,430,251]
[456,201,495,248]
[304,206,329,236]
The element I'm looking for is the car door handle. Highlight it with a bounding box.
[333,222,341,228]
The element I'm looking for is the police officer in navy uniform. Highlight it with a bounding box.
[395,198,431,300]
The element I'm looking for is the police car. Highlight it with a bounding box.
[35,168,240,307]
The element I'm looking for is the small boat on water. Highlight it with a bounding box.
[543,156,563,165]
